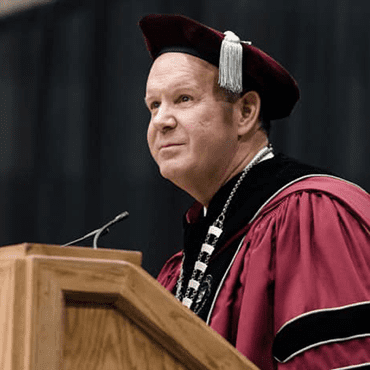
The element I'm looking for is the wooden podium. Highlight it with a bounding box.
[0,243,259,370]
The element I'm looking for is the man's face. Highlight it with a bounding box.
[145,53,240,196]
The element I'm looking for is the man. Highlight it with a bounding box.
[139,14,370,369]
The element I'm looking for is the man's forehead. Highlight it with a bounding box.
[149,52,217,76]
[146,52,217,90]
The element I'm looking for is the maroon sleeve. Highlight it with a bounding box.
[272,189,370,369]
[209,179,370,370]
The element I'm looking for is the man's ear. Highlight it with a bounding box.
[236,91,261,137]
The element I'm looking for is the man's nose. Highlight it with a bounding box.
[151,104,177,131]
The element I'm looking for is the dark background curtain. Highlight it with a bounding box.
[1,0,369,277]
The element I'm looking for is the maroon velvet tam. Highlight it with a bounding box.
[139,14,300,120]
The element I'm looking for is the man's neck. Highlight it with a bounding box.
[202,146,274,215]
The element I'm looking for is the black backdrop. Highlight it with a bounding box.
[0,0,369,276]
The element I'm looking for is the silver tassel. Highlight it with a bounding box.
[219,30,244,93]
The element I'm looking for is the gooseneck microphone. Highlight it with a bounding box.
[61,211,129,248]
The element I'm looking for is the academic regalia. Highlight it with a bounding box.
[140,14,370,370]
[157,154,370,369]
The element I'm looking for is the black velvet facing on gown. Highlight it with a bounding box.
[178,153,333,321]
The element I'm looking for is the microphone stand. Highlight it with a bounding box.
[61,211,129,248]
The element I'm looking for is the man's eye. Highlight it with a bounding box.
[178,95,191,103]
[151,101,160,110]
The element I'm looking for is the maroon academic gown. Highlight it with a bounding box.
[157,175,370,369]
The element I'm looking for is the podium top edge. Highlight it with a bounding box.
[0,243,142,266]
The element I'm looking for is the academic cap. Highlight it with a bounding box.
[139,14,300,120]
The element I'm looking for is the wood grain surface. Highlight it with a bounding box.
[0,260,15,370]
[0,244,259,370]
[64,305,188,370]
[31,255,259,370]
[0,243,142,266]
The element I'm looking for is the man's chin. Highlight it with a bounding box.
[159,164,191,187]
[159,165,181,182]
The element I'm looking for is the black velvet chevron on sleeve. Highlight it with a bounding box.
[273,302,370,363]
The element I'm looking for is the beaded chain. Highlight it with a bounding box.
[175,145,274,309]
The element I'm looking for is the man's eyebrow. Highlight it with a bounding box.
[172,82,199,90]
[145,83,200,103]
[144,92,158,101]
[148,80,199,91]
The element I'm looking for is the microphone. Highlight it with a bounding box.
[61,211,129,248]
